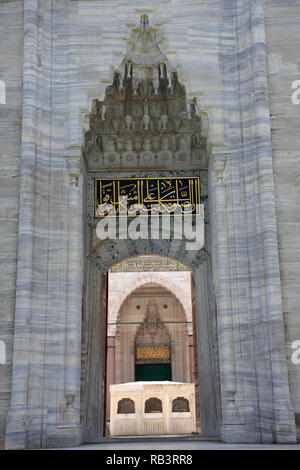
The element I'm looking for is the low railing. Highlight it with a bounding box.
[110,381,196,436]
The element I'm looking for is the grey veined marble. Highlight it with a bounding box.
[0,0,299,449]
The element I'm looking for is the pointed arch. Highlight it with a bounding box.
[109,272,192,330]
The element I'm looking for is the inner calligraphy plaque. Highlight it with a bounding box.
[136,346,170,360]
[94,177,200,217]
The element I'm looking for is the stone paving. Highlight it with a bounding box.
[54,441,300,451]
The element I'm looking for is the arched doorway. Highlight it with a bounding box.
[109,279,192,393]
[105,257,196,425]
[81,247,220,441]
[79,11,219,442]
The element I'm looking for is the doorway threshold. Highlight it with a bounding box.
[95,435,220,444]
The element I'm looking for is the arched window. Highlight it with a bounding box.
[117,398,135,414]
[172,397,190,412]
[144,397,162,413]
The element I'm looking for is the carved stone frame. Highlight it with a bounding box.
[81,238,220,442]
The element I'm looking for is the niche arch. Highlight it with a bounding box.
[114,282,190,384]
[109,271,193,330]
[82,238,220,442]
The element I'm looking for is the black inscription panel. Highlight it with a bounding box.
[94,177,200,217]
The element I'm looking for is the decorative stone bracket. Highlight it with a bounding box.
[65,153,83,186]
[212,153,228,181]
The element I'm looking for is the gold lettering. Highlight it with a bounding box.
[95,177,200,218]
[136,346,170,360]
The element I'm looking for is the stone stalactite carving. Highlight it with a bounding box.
[135,300,171,360]
[160,114,168,131]
[152,77,159,95]
[143,101,151,131]
[84,15,207,170]
[125,114,133,131]
[144,137,152,151]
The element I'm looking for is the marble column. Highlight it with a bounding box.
[5,0,42,450]
[212,151,238,414]
[63,154,83,431]
[82,262,105,442]
[189,336,194,383]
[248,0,296,444]
[193,256,220,438]
[106,337,115,419]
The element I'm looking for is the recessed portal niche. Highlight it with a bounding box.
[104,254,201,435]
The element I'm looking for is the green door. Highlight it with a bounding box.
[135,364,171,382]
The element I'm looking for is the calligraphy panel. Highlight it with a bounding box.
[94,177,200,217]
[110,256,188,272]
[136,346,170,360]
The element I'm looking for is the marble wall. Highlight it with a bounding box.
[0,0,299,449]
[68,0,223,150]
[0,0,24,450]
[265,0,300,439]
